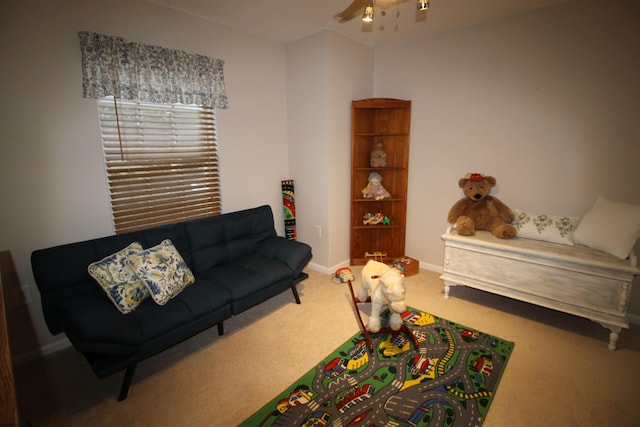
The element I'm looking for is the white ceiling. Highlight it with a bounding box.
[148,0,568,47]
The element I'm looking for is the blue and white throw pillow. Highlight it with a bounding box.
[88,242,149,314]
[127,239,195,305]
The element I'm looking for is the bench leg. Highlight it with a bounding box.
[605,325,622,351]
[118,364,136,401]
[291,285,301,304]
[443,282,451,299]
[218,321,224,336]
[595,321,622,351]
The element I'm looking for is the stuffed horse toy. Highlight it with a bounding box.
[357,260,407,333]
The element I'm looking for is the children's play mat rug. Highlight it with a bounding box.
[241,307,514,427]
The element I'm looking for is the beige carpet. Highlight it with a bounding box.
[14,267,640,426]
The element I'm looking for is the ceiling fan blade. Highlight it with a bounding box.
[334,0,370,23]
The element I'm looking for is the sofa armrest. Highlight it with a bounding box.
[257,236,312,277]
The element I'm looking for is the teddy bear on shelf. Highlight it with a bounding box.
[362,172,391,200]
[447,172,517,239]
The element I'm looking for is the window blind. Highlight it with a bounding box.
[97,98,221,234]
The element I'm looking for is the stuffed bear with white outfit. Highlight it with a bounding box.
[357,260,407,333]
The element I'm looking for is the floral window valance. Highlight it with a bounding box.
[78,31,228,108]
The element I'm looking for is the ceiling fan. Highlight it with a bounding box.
[334,0,429,23]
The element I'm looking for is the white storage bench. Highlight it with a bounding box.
[440,226,639,350]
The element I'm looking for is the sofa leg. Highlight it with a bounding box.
[291,285,301,304]
[118,364,136,401]
[218,322,224,336]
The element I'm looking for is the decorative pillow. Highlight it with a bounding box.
[573,196,640,259]
[88,242,149,314]
[127,239,195,305]
[514,210,578,246]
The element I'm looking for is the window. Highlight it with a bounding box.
[97,97,221,234]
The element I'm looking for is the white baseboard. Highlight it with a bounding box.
[308,259,442,276]
[306,259,350,276]
[306,262,333,276]
[627,313,640,326]
[17,261,638,363]
[419,261,442,273]
[13,337,71,365]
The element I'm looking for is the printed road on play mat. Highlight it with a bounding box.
[241,307,514,427]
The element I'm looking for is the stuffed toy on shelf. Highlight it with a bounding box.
[362,172,391,200]
[447,172,517,239]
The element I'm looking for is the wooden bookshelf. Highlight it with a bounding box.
[350,98,411,265]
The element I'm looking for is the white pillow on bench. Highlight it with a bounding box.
[574,196,640,259]
[514,210,578,246]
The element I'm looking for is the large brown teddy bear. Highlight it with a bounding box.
[448,173,517,239]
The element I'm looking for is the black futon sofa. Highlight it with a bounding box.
[31,205,312,400]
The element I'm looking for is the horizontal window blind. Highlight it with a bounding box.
[97,98,221,234]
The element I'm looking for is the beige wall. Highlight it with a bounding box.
[286,30,373,269]
[0,0,292,357]
[1,0,638,358]
[373,0,640,313]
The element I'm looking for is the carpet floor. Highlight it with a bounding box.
[14,266,640,426]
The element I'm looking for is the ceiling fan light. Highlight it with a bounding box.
[362,1,374,23]
[418,0,429,11]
